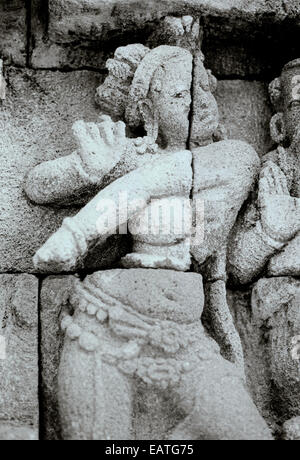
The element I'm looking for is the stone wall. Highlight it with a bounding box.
[1,0,300,440]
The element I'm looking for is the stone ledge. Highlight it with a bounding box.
[47,0,300,45]
[28,1,300,74]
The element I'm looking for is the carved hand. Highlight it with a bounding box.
[258,161,300,242]
[72,115,127,180]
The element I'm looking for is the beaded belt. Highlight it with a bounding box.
[60,278,196,389]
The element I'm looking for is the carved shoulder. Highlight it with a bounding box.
[191,140,260,265]
[193,140,260,195]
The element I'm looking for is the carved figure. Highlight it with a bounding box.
[229,59,300,283]
[228,60,300,427]
[24,44,272,440]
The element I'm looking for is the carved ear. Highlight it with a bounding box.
[138,99,158,141]
[270,113,286,144]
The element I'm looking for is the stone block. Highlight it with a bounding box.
[47,1,300,46]
[40,275,74,440]
[0,423,38,440]
[29,0,300,73]
[0,0,27,65]
[26,1,300,73]
[215,80,273,155]
[0,274,39,435]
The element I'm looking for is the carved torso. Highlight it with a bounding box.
[122,149,192,271]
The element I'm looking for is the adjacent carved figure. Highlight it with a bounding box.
[229,59,300,283]
[228,60,300,426]
[24,44,272,440]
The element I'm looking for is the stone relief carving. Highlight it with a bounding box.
[23,39,274,440]
[228,60,300,432]
[229,59,300,283]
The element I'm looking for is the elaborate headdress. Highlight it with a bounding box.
[96,44,192,129]
[96,43,222,147]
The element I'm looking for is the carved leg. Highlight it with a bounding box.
[169,345,273,440]
[58,338,133,440]
[203,280,245,373]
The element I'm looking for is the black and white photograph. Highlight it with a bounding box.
[0,0,300,443]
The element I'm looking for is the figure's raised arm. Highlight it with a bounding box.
[24,116,128,206]
[33,150,192,272]
[228,161,300,285]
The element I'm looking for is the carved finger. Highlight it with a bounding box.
[258,177,271,207]
[86,122,103,146]
[72,120,90,149]
[270,163,289,195]
[72,120,87,138]
[268,164,280,193]
[262,161,288,195]
[260,164,277,194]
[98,121,115,147]
[98,114,113,124]
[113,120,126,142]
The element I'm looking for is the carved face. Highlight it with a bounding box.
[282,67,300,146]
[148,54,193,149]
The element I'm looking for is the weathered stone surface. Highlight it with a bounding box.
[228,289,276,429]
[215,80,273,155]
[0,0,27,65]
[18,82,269,273]
[40,272,200,440]
[203,281,244,372]
[40,275,74,440]
[192,140,260,271]
[28,1,300,73]
[1,0,300,442]
[282,416,300,440]
[41,271,272,440]
[1,62,271,274]
[252,277,300,422]
[231,278,300,430]
[0,423,38,440]
[227,60,300,288]
[0,274,38,431]
[47,0,300,45]
[0,66,130,272]
[30,0,111,70]
[268,233,300,277]
[21,35,277,439]
[55,269,271,440]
